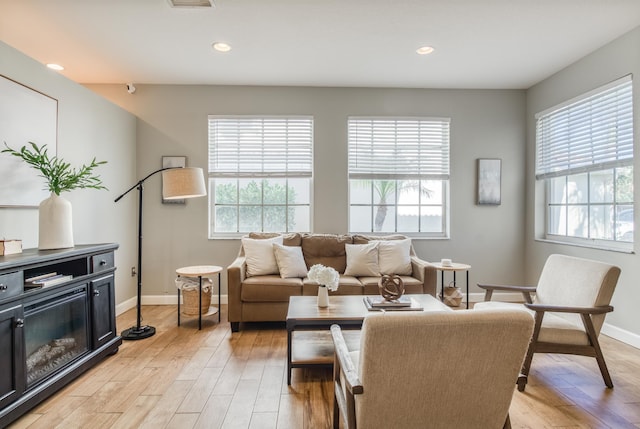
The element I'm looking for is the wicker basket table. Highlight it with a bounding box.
[176,265,222,329]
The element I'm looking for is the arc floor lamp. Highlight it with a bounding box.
[115,167,207,340]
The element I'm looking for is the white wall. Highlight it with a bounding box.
[0,41,138,310]
[86,84,527,302]
[526,27,640,344]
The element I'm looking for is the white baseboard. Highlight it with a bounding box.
[115,297,137,316]
[116,294,229,316]
[601,323,640,350]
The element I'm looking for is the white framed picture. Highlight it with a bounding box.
[162,156,187,204]
[477,158,501,205]
[0,75,58,207]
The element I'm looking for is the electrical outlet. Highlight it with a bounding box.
[131,267,137,277]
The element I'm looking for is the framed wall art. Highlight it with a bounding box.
[161,156,187,204]
[0,75,58,207]
[477,158,501,205]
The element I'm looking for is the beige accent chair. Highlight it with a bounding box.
[475,254,621,391]
[330,309,534,429]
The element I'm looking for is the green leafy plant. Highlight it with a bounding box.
[2,142,107,195]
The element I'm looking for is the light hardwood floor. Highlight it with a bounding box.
[8,304,640,429]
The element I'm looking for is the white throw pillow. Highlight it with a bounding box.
[344,242,380,277]
[375,238,413,275]
[273,243,308,278]
[242,235,283,277]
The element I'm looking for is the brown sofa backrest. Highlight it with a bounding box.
[353,234,416,256]
[241,233,415,273]
[301,233,353,273]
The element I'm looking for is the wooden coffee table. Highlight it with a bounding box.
[286,294,451,384]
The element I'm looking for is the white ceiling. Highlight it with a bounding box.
[1,0,640,89]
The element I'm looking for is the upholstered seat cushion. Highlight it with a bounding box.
[302,275,363,295]
[241,276,303,302]
[474,301,589,345]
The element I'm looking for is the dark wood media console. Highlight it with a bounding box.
[0,243,122,427]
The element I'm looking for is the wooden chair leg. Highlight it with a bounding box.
[333,393,340,429]
[594,346,613,388]
[581,314,614,388]
[503,413,512,429]
[518,311,543,392]
[333,355,341,429]
[516,374,528,392]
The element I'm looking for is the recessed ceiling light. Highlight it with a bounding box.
[416,46,435,55]
[46,63,65,71]
[212,42,231,52]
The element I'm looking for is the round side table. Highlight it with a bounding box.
[176,265,222,330]
[432,262,471,309]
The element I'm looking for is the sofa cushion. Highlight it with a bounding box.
[242,275,303,302]
[344,242,381,277]
[353,234,407,244]
[242,235,283,277]
[250,232,302,246]
[303,275,364,296]
[273,244,308,278]
[301,233,352,273]
[374,238,413,275]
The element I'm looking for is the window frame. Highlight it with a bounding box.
[347,116,451,238]
[535,75,634,251]
[207,115,313,238]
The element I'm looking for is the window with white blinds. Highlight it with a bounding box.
[536,76,633,179]
[535,76,634,248]
[348,117,450,236]
[348,117,450,180]
[207,116,313,237]
[208,116,313,178]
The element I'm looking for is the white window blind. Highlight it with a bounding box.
[348,117,450,180]
[208,116,313,177]
[535,75,633,180]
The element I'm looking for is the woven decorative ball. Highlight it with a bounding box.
[378,274,405,301]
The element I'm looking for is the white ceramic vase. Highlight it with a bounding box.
[317,285,329,308]
[39,192,74,250]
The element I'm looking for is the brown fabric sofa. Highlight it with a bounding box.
[227,233,437,332]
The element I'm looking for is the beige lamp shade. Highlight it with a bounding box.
[162,167,207,200]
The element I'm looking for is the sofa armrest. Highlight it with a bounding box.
[227,255,247,325]
[410,256,437,297]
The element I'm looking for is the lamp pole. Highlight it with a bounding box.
[115,167,175,340]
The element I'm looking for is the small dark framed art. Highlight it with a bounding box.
[162,156,187,204]
[477,158,501,205]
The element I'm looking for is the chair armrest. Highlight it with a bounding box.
[227,256,247,323]
[477,284,537,292]
[477,283,536,303]
[411,256,437,297]
[330,325,363,395]
[524,303,614,315]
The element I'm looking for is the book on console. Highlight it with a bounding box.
[25,273,73,288]
[25,272,58,283]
